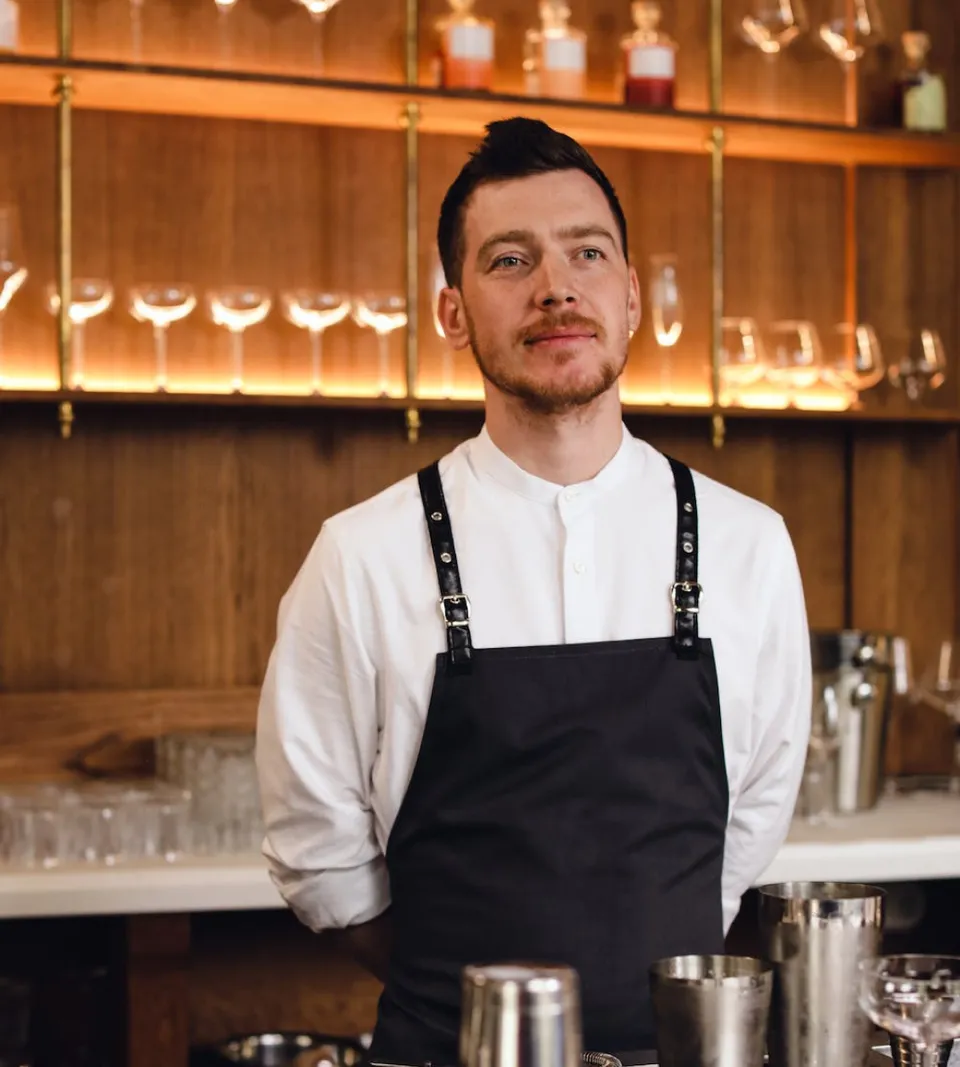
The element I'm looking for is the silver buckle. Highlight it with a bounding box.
[439,594,471,627]
[671,581,702,614]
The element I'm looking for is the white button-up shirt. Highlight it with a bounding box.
[256,424,812,937]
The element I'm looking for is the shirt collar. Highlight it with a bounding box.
[466,422,641,504]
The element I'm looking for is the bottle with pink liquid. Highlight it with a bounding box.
[432,0,496,92]
[620,1,677,109]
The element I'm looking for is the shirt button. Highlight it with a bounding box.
[564,488,580,502]
[573,561,587,575]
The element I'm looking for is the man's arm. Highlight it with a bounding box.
[721,516,812,933]
[329,909,394,982]
[255,522,390,946]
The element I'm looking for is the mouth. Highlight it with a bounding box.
[525,329,597,347]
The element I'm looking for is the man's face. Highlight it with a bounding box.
[437,169,641,416]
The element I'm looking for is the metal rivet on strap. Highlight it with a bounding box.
[683,502,693,514]
[430,511,443,522]
[682,542,693,554]
[440,552,452,563]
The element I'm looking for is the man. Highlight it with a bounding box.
[256,116,811,1065]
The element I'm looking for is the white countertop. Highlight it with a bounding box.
[0,792,957,920]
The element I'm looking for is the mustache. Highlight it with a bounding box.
[518,312,606,346]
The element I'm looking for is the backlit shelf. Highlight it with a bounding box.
[2,56,960,168]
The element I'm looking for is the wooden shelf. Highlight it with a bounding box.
[2,56,960,169]
[3,387,959,426]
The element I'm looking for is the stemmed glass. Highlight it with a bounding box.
[207,286,272,393]
[129,284,197,392]
[0,204,28,388]
[431,257,455,398]
[858,956,960,1067]
[649,254,684,405]
[741,0,808,55]
[822,323,885,398]
[291,0,343,67]
[767,320,824,406]
[889,329,948,402]
[352,293,407,397]
[281,289,351,395]
[45,279,114,390]
[818,0,884,64]
[719,317,767,406]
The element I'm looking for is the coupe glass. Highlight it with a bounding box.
[822,322,885,395]
[129,284,197,391]
[767,320,824,405]
[741,0,807,54]
[45,278,115,390]
[649,254,684,404]
[719,316,767,406]
[889,329,948,402]
[352,293,407,397]
[292,0,342,66]
[281,289,351,395]
[818,0,884,64]
[207,286,272,393]
[859,956,960,1067]
[0,204,28,388]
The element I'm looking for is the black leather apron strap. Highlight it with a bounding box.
[417,463,473,673]
[665,456,701,661]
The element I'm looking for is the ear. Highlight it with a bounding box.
[626,262,642,339]
[437,287,473,351]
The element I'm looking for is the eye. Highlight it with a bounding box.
[578,247,606,262]
[491,254,523,270]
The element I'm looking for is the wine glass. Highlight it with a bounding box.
[0,204,28,389]
[719,317,767,406]
[741,0,808,55]
[207,286,272,393]
[129,284,197,392]
[649,254,684,405]
[767,320,824,406]
[352,293,407,398]
[431,256,455,398]
[281,289,351,395]
[291,0,342,67]
[889,329,948,401]
[822,323,885,397]
[45,279,114,390]
[859,956,960,1067]
[818,0,884,64]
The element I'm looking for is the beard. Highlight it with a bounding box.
[464,306,628,416]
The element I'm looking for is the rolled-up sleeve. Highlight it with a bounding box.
[721,518,812,932]
[255,523,389,932]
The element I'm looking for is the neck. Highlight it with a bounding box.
[483,386,625,486]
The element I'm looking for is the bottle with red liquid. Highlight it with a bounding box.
[621,1,677,109]
[432,0,496,93]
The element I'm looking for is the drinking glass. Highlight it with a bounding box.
[281,289,351,395]
[918,640,960,783]
[352,293,407,397]
[207,286,272,392]
[291,0,342,66]
[741,0,807,54]
[858,956,960,1067]
[129,284,197,391]
[818,0,884,63]
[889,329,948,402]
[45,279,114,390]
[767,320,824,405]
[649,254,684,404]
[0,204,28,388]
[719,317,767,406]
[214,0,238,60]
[822,322,885,395]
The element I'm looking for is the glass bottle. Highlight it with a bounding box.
[432,0,495,93]
[0,0,19,52]
[898,32,947,133]
[621,1,677,109]
[524,0,587,101]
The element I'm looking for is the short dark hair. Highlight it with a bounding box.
[437,117,629,288]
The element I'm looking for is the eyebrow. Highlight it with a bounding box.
[475,224,620,266]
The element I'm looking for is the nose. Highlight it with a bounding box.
[533,254,579,310]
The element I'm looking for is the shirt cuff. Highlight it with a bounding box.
[267,854,391,932]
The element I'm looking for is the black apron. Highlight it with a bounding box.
[367,454,728,1066]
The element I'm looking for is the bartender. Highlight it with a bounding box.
[256,116,811,1065]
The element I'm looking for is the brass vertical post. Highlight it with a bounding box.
[55,0,73,439]
[708,0,725,450]
[403,101,421,444]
